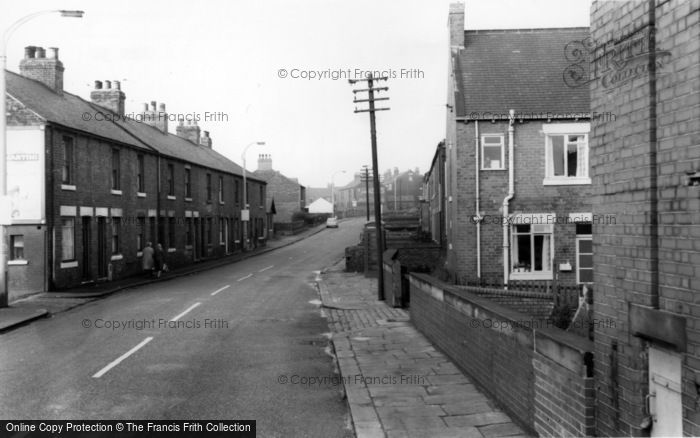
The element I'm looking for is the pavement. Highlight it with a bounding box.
[318,260,530,438]
[0,223,327,333]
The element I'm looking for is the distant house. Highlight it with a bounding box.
[382,167,423,213]
[254,154,306,230]
[305,186,332,205]
[431,5,592,287]
[307,198,333,214]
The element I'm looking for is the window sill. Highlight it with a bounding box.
[110,254,123,261]
[480,167,506,171]
[509,272,553,281]
[60,260,78,268]
[219,201,225,205]
[61,184,76,191]
[185,245,193,250]
[168,248,176,253]
[137,192,147,198]
[111,189,122,195]
[185,197,193,202]
[543,177,591,186]
[137,251,143,257]
[9,260,29,266]
[167,195,176,200]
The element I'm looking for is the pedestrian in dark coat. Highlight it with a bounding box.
[154,243,165,278]
[142,242,154,276]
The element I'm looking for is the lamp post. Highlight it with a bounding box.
[241,141,265,250]
[330,170,346,217]
[0,9,84,307]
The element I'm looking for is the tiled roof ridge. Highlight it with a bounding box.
[465,27,589,34]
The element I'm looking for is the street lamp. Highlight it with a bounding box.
[0,9,84,307]
[330,170,346,217]
[241,141,265,250]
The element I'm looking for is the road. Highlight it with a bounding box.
[0,218,365,437]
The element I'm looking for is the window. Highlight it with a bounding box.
[219,217,225,244]
[511,223,553,278]
[168,217,176,249]
[576,223,593,284]
[218,176,224,203]
[543,123,590,185]
[137,154,145,193]
[61,136,74,184]
[481,134,505,170]
[111,149,120,190]
[206,217,212,244]
[206,174,212,202]
[235,180,240,204]
[185,218,193,246]
[137,217,146,250]
[185,168,192,198]
[61,218,75,261]
[10,235,24,260]
[111,217,121,254]
[167,164,175,196]
[259,185,264,206]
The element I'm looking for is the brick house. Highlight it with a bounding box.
[382,168,423,213]
[5,46,267,299]
[435,4,594,287]
[336,172,379,218]
[254,154,306,229]
[589,0,700,436]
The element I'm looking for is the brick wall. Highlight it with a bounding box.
[409,273,595,436]
[45,124,267,291]
[590,0,700,435]
[445,120,593,286]
[255,171,302,223]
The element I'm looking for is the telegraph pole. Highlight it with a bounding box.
[350,74,389,300]
[361,165,371,221]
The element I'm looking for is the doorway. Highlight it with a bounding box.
[648,345,683,437]
[81,216,91,281]
[97,217,107,278]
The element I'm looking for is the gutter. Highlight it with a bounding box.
[503,109,515,286]
[475,121,481,279]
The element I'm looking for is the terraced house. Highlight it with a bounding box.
[5,46,267,299]
[426,4,596,288]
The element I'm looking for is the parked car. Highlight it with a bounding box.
[326,217,339,228]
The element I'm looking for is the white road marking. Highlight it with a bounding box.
[237,274,253,282]
[210,285,230,296]
[170,302,201,322]
[258,265,274,272]
[92,337,154,378]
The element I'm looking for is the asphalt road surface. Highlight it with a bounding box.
[0,218,365,437]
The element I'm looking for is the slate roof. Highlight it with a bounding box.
[6,70,261,182]
[253,169,304,189]
[455,28,590,119]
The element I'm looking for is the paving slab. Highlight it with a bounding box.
[319,260,531,438]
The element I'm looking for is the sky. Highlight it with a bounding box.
[2,0,591,188]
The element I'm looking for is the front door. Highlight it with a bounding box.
[649,345,683,437]
[81,216,91,281]
[97,217,107,278]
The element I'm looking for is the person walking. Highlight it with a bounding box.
[142,242,154,277]
[154,243,165,278]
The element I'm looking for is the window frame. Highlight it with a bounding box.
[576,226,593,285]
[10,235,25,261]
[111,217,121,255]
[184,168,192,199]
[137,154,145,193]
[61,136,74,185]
[218,175,224,204]
[167,163,175,197]
[543,123,591,185]
[480,134,505,170]
[510,221,554,280]
[61,217,76,262]
[206,173,212,202]
[111,148,121,190]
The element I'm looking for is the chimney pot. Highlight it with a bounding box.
[159,103,166,111]
[144,103,149,111]
[94,80,103,89]
[150,101,156,111]
[35,47,46,58]
[105,80,111,89]
[114,80,120,90]
[24,46,36,59]
[47,47,59,59]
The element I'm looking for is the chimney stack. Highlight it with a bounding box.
[199,131,212,148]
[90,79,126,116]
[448,3,465,49]
[257,154,273,171]
[176,120,201,145]
[19,45,65,94]
[139,101,169,133]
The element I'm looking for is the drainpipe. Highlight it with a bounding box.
[475,121,481,279]
[503,109,515,286]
